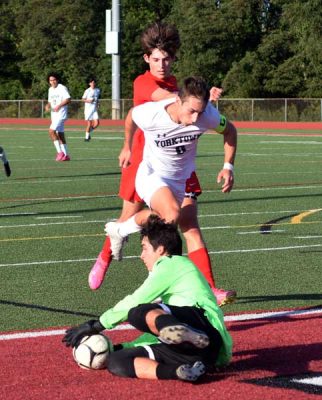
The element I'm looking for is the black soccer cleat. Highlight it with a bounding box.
[159,324,210,348]
[176,361,206,381]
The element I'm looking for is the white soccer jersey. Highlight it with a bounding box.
[82,87,100,118]
[48,84,70,121]
[132,98,222,181]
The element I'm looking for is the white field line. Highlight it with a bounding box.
[0,220,301,231]
[293,377,322,387]
[295,235,322,239]
[1,184,322,199]
[242,171,318,175]
[237,230,286,235]
[200,210,302,217]
[0,210,311,222]
[0,307,321,341]
[0,171,320,187]
[35,216,83,219]
[69,136,123,140]
[1,243,322,268]
[204,184,322,194]
[0,176,120,186]
[0,194,117,202]
[238,152,322,157]
[0,208,309,229]
[198,150,322,157]
[202,221,322,230]
[0,220,104,229]
[260,140,322,145]
[236,133,322,137]
[209,244,322,254]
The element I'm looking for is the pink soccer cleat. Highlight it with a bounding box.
[212,288,237,307]
[61,154,70,161]
[55,151,65,161]
[88,251,112,290]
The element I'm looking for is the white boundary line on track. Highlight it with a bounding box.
[1,307,321,341]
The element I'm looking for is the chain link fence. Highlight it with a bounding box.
[0,98,321,121]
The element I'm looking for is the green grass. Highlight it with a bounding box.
[1,125,322,332]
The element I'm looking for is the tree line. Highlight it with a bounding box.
[1,0,321,101]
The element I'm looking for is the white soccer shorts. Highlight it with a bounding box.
[50,117,65,132]
[85,110,99,121]
[135,161,186,208]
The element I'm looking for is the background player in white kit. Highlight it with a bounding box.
[45,73,71,161]
[82,77,100,142]
[106,76,237,270]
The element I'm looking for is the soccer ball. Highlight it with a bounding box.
[72,334,112,370]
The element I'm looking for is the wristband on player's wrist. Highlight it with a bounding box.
[223,162,234,172]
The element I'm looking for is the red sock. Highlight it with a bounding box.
[188,248,216,288]
[101,237,112,262]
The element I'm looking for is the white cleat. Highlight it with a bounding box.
[104,221,127,261]
[176,361,206,381]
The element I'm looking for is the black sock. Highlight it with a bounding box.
[156,363,179,380]
[155,314,180,332]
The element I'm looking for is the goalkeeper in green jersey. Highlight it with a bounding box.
[63,215,232,382]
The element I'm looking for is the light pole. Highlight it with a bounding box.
[106,1,121,119]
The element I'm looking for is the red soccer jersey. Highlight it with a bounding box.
[119,71,178,202]
[133,70,178,106]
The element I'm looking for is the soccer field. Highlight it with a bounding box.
[0,123,322,333]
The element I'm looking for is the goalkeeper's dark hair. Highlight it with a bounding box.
[140,21,181,59]
[140,215,182,256]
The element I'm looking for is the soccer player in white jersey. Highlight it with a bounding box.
[82,77,100,141]
[105,76,237,270]
[45,73,71,161]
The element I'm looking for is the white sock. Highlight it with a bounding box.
[85,131,90,139]
[118,216,142,237]
[54,140,61,153]
[60,144,68,156]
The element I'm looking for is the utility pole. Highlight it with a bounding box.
[106,0,121,119]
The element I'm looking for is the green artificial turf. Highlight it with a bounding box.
[0,125,321,332]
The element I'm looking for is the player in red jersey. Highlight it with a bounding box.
[88,22,236,306]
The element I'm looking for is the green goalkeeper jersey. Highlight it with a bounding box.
[99,255,232,367]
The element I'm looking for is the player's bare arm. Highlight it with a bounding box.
[151,87,178,101]
[45,102,51,112]
[151,86,222,102]
[216,120,237,193]
[119,108,138,168]
[53,98,71,112]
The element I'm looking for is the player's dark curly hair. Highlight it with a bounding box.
[140,21,181,59]
[47,72,60,83]
[179,76,210,104]
[140,215,182,256]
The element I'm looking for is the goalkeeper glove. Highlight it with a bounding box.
[62,319,105,348]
